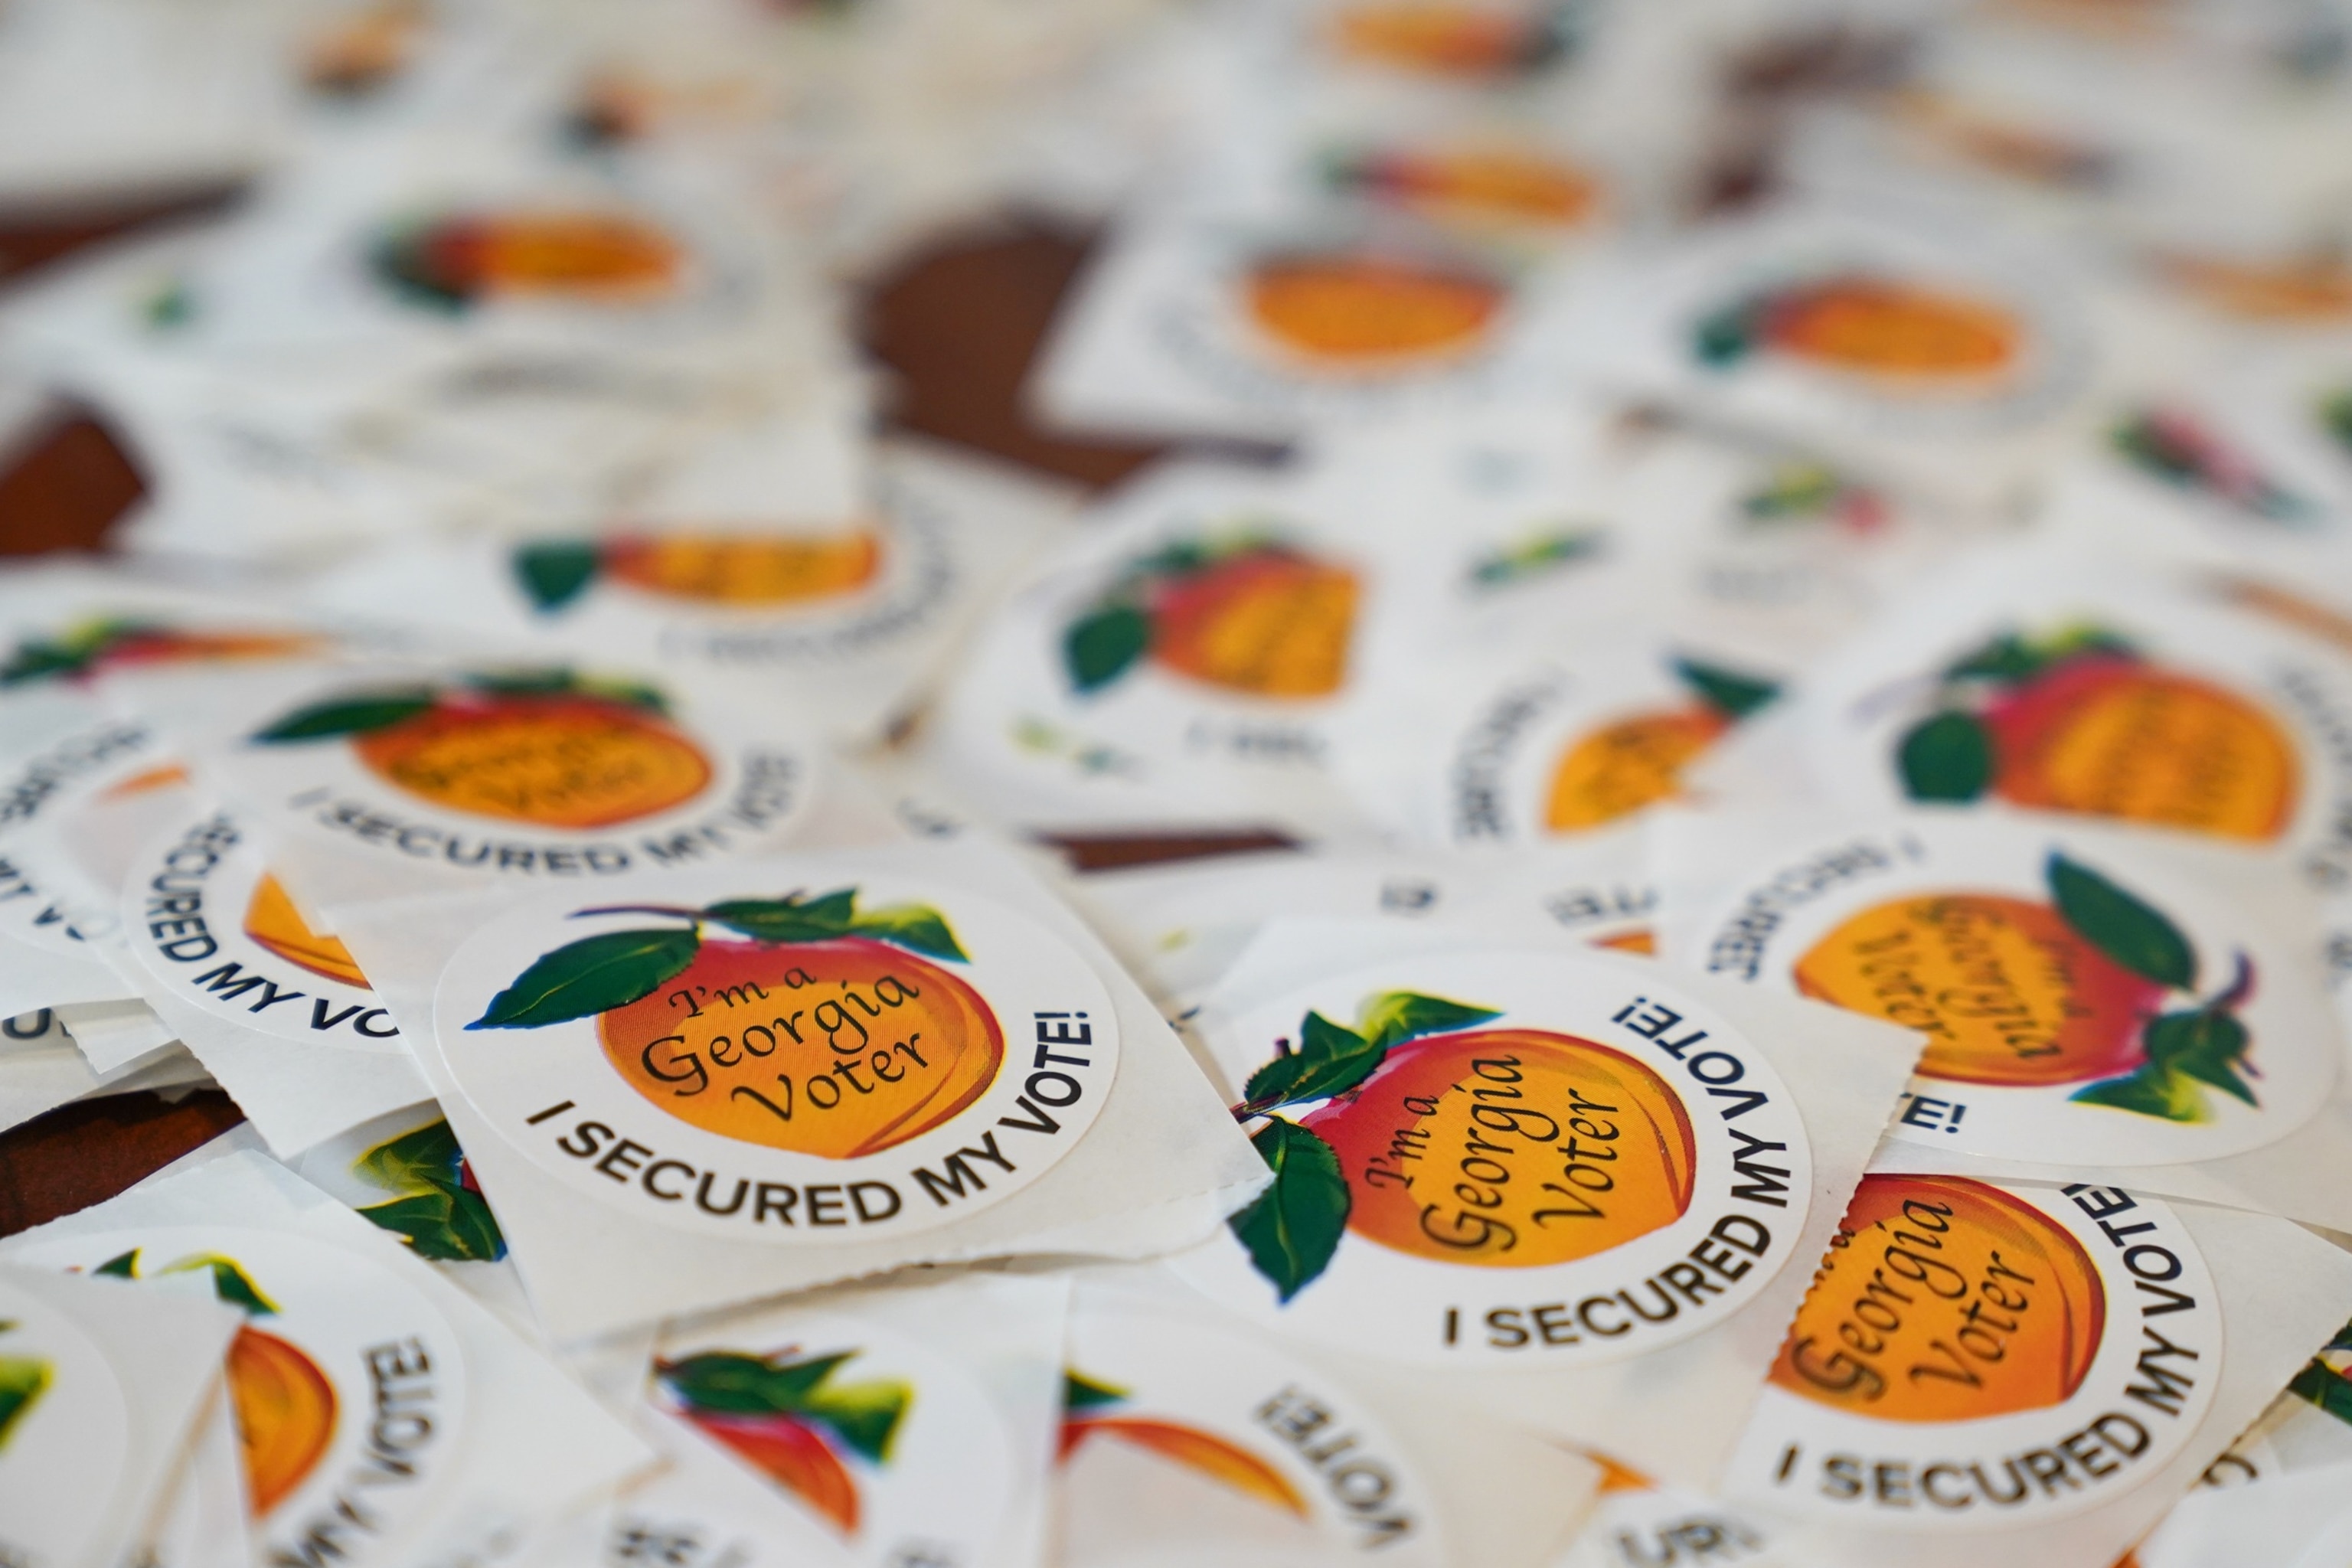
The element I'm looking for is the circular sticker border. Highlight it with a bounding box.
[1168,949,1815,1369]
[431,865,1122,1245]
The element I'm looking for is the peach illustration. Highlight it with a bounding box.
[1063,1417,1311,1517]
[1306,1027,1697,1269]
[375,212,683,309]
[1770,1174,2104,1423]
[1700,276,2022,380]
[253,676,716,831]
[1795,894,2166,1087]
[1981,656,2295,840]
[597,934,1002,1158]
[1064,540,1361,700]
[1246,253,1504,365]
[243,873,371,988]
[230,1325,339,1516]
[603,533,884,606]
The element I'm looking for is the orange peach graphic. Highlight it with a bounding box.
[1546,708,1729,831]
[603,533,884,606]
[1771,1174,2104,1423]
[1795,894,2166,1087]
[1062,1417,1312,1517]
[351,694,712,830]
[1981,656,2295,840]
[1246,254,1504,365]
[1305,1028,1697,1268]
[229,1325,338,1517]
[243,873,371,988]
[596,936,1003,1158]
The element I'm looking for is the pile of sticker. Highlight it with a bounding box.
[12,2,2352,1568]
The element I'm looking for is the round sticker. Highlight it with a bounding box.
[8,1223,469,1565]
[1065,1286,1445,1567]
[1726,1174,2220,1530]
[1801,574,2352,890]
[0,1273,133,1568]
[1694,820,2339,1167]
[431,865,1120,1241]
[1167,951,1814,1367]
[1412,650,1776,845]
[505,479,960,675]
[122,808,403,1051]
[654,1305,1014,1556]
[229,667,815,884]
[952,501,1373,819]
[1677,252,2090,437]
[0,710,159,843]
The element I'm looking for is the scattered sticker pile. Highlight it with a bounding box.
[8,2,2352,1566]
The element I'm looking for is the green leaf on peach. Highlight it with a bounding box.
[1240,1011,1381,1112]
[513,541,603,612]
[658,1349,856,1416]
[1358,991,1501,1052]
[2048,853,2197,991]
[251,690,438,743]
[1064,1372,1127,1412]
[800,1378,913,1464]
[848,903,969,962]
[468,926,702,1029]
[1896,710,1992,802]
[2070,1065,2209,1122]
[1064,604,1151,694]
[1230,1119,1349,1303]
[1675,658,1778,720]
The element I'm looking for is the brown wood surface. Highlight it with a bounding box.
[0,198,1295,1235]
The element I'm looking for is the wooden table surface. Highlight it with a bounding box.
[0,198,1289,1237]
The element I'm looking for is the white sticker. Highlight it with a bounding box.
[1726,1176,2220,1530]
[1690,821,2339,1167]
[122,809,403,1050]
[227,668,815,884]
[431,867,1120,1242]
[0,1272,132,1568]
[8,1223,470,1568]
[1063,1287,1445,1566]
[1169,952,1813,1367]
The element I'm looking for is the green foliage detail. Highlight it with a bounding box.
[1357,990,1501,1051]
[472,888,970,1030]
[1063,605,1152,694]
[251,690,438,743]
[1742,462,1842,521]
[2034,851,2262,1125]
[1675,658,1779,720]
[702,889,970,962]
[354,1119,507,1263]
[1897,710,1993,802]
[1238,991,1498,1114]
[2046,854,2197,990]
[0,1354,50,1452]
[468,926,703,1029]
[2069,1068,2210,1121]
[513,542,605,612]
[1063,1371,1127,1412]
[1228,1119,1350,1303]
[1939,627,2138,686]
[0,619,168,688]
[1240,1011,1387,1114]
[2321,390,2352,456]
[1693,297,1762,367]
[2289,1320,2352,1427]
[1468,529,1605,587]
[98,1250,280,1315]
[657,1348,913,1465]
